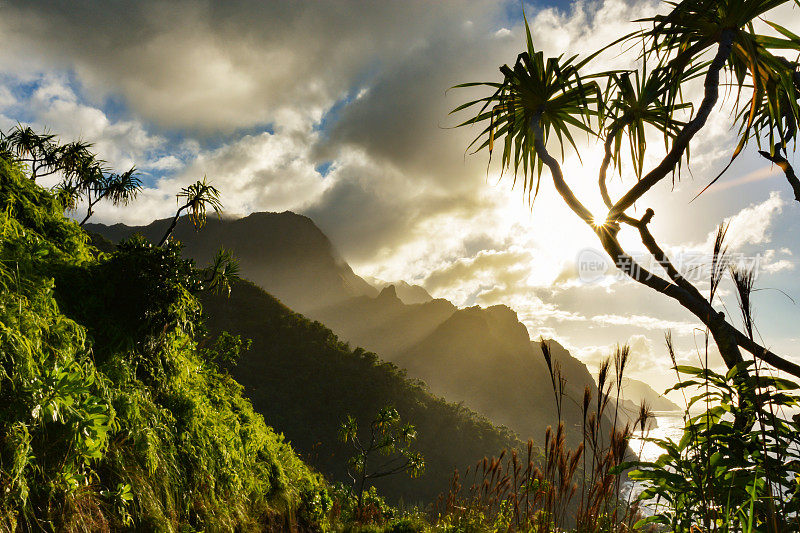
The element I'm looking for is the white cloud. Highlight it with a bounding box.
[0,74,171,175]
[704,191,785,250]
[0,86,15,109]
[589,314,698,335]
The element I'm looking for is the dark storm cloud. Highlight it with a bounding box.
[0,0,511,132]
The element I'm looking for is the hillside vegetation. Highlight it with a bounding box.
[90,214,618,447]
[0,157,326,531]
[200,279,521,505]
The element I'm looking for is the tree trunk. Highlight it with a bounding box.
[356,463,367,513]
[158,206,186,247]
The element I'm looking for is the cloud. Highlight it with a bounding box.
[0,73,332,225]
[572,332,725,384]
[424,248,533,292]
[589,314,698,335]
[704,191,785,250]
[759,249,795,274]
[90,129,332,226]
[0,75,171,176]
[0,1,509,133]
[0,0,659,271]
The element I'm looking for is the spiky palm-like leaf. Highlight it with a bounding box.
[3,125,59,179]
[177,176,223,230]
[204,248,240,296]
[103,168,142,207]
[56,140,95,180]
[637,0,800,190]
[4,125,56,160]
[451,16,600,203]
[159,176,224,246]
[601,62,701,180]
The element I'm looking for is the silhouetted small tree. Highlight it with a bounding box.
[77,167,141,225]
[0,124,141,224]
[159,176,223,246]
[339,406,424,511]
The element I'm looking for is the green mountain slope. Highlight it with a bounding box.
[0,159,325,531]
[199,279,520,505]
[90,213,612,448]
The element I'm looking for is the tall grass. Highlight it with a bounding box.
[434,341,653,532]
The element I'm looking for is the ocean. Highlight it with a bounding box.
[624,411,685,512]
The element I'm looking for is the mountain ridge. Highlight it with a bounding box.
[89,210,662,447]
[199,278,520,503]
[87,211,377,313]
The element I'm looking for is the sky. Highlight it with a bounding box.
[1,0,799,394]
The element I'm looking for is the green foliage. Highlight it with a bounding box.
[200,279,521,504]
[630,361,800,531]
[0,124,141,224]
[0,156,324,531]
[199,331,251,368]
[341,406,425,510]
[599,63,698,180]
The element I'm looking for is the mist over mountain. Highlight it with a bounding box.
[368,279,434,304]
[312,285,458,358]
[90,211,656,446]
[619,377,681,412]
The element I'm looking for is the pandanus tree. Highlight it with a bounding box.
[0,125,141,223]
[75,166,142,225]
[453,0,800,378]
[2,125,59,180]
[158,177,223,246]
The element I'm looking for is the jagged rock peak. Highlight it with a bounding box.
[378,284,398,300]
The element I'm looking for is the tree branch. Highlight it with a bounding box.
[531,115,597,227]
[758,149,800,203]
[734,329,800,377]
[529,66,800,378]
[627,208,707,300]
[158,204,189,247]
[365,460,413,480]
[607,30,735,222]
[599,126,620,209]
[79,188,109,226]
